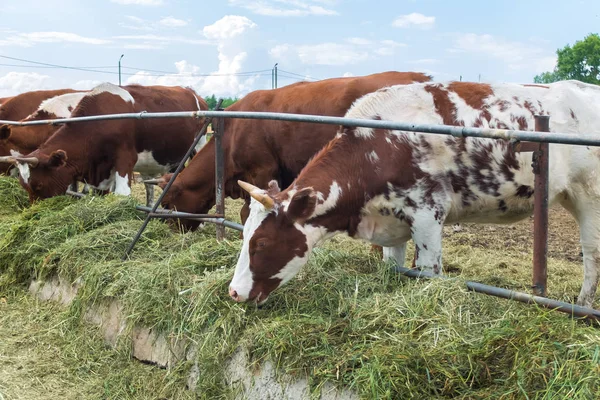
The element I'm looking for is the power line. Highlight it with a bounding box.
[278,68,320,81]
[0,54,319,84]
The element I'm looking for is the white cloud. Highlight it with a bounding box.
[0,31,110,47]
[110,0,164,5]
[271,39,405,65]
[127,15,260,97]
[343,72,354,77]
[202,15,257,40]
[449,33,556,72]
[228,0,338,17]
[113,34,211,47]
[159,16,188,28]
[73,80,103,90]
[0,72,53,97]
[392,13,435,29]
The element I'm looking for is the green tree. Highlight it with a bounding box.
[534,33,600,84]
[203,94,239,110]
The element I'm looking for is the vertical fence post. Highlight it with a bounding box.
[532,115,550,297]
[214,111,226,241]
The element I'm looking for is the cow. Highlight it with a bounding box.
[0,89,79,122]
[0,92,89,174]
[154,71,431,230]
[12,82,208,205]
[228,80,600,310]
[0,96,13,107]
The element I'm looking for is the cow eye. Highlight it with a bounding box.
[256,239,268,249]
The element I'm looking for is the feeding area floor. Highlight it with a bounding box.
[0,176,599,399]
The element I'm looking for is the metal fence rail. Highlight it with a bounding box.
[3,109,600,147]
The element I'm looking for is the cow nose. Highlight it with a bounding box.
[229,287,241,302]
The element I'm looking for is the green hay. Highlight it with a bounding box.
[0,176,29,216]
[1,177,599,399]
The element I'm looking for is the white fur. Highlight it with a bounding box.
[230,197,272,301]
[89,82,134,104]
[94,170,130,196]
[16,162,30,184]
[29,92,87,119]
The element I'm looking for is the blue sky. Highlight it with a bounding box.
[0,0,598,97]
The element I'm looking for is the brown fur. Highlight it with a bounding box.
[159,71,432,230]
[18,84,208,200]
[0,89,79,121]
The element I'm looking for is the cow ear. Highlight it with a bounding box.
[0,125,10,140]
[267,180,281,196]
[287,187,317,223]
[49,150,68,168]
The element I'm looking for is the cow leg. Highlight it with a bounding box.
[573,206,600,308]
[410,209,444,275]
[382,243,407,268]
[143,181,155,207]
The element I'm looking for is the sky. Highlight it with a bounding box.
[0,0,598,98]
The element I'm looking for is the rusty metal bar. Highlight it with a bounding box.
[532,115,550,297]
[395,266,600,322]
[121,104,218,260]
[214,109,226,241]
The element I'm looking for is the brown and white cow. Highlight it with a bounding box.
[0,89,79,122]
[0,92,88,174]
[229,80,600,309]
[155,71,431,229]
[13,82,208,203]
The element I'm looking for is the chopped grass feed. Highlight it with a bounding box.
[0,176,599,399]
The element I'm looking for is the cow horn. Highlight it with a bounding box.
[0,156,17,164]
[238,180,274,210]
[143,178,163,185]
[15,157,39,167]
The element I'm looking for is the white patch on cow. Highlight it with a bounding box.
[32,92,87,119]
[312,181,342,218]
[89,82,135,104]
[16,162,30,184]
[366,150,379,163]
[114,173,130,196]
[230,197,272,301]
[134,151,173,178]
[94,170,130,196]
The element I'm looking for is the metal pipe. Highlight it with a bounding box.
[122,114,214,260]
[394,266,600,322]
[66,190,244,231]
[118,54,124,86]
[214,113,226,241]
[3,110,600,147]
[532,115,550,297]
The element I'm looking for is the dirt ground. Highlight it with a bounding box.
[444,205,581,263]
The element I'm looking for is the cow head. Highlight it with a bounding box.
[16,149,72,201]
[229,180,319,304]
[154,172,213,231]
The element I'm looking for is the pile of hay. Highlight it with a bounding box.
[0,176,599,399]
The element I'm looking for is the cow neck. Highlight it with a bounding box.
[38,124,84,177]
[285,130,379,238]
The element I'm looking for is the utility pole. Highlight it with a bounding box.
[118,54,124,86]
[272,63,278,89]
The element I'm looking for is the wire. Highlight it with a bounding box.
[0,54,320,82]
[278,68,320,81]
